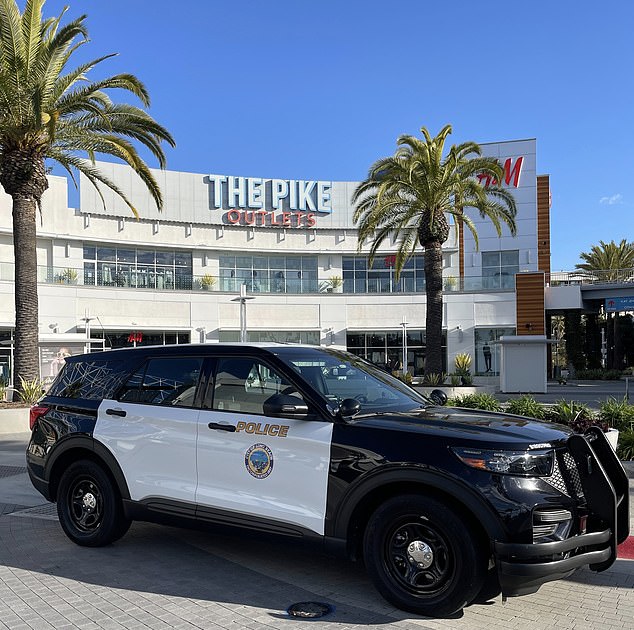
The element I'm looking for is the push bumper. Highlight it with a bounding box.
[495,529,612,596]
[495,428,629,597]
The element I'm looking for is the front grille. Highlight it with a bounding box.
[542,450,584,499]
[561,451,585,498]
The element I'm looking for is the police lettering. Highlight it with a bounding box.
[235,421,289,437]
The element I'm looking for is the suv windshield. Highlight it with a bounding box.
[276,347,429,414]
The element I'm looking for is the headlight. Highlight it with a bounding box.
[451,447,554,476]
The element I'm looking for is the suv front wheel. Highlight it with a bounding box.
[363,495,485,617]
[57,459,131,547]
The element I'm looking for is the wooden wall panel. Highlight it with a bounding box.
[516,272,545,335]
[537,175,551,282]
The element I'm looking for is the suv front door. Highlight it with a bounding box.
[196,356,333,535]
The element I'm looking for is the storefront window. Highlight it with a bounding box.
[91,330,191,349]
[342,255,428,294]
[219,255,318,293]
[346,329,445,376]
[83,244,192,290]
[474,327,516,375]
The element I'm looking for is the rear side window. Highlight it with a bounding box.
[118,357,203,407]
[47,360,129,400]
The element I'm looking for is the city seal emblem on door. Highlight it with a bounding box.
[245,443,274,479]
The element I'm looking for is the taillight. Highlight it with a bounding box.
[29,405,50,430]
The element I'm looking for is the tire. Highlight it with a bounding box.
[473,567,502,603]
[363,495,486,617]
[56,459,131,547]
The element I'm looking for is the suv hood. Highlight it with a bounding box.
[354,405,572,447]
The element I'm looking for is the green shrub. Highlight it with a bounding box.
[598,397,634,431]
[397,372,413,386]
[548,399,594,425]
[460,373,474,386]
[449,373,461,387]
[576,369,622,380]
[616,430,634,460]
[423,372,443,386]
[17,376,44,405]
[505,395,545,419]
[0,381,5,401]
[451,393,502,412]
[454,353,472,374]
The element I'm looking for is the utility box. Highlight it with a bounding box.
[499,335,549,393]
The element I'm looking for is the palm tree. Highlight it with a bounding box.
[576,239,634,281]
[0,0,175,398]
[353,125,517,376]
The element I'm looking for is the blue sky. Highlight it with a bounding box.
[41,0,634,271]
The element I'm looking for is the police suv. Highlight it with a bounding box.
[26,343,629,616]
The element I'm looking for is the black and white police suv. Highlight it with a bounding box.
[27,343,629,616]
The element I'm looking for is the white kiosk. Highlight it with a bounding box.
[499,335,549,393]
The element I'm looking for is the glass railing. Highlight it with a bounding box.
[0,263,518,294]
[549,268,634,286]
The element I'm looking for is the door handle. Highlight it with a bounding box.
[106,408,127,417]
[208,422,236,432]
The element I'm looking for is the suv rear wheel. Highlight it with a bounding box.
[57,460,131,547]
[363,495,485,617]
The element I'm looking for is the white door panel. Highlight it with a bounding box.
[196,410,333,535]
[94,399,199,503]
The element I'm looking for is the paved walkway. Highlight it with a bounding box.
[1,433,633,630]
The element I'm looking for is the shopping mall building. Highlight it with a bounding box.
[0,138,551,385]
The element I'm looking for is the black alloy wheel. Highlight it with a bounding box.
[363,495,486,617]
[57,459,131,547]
[385,516,453,596]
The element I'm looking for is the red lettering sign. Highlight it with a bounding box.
[127,332,143,343]
[222,210,317,228]
[477,156,524,188]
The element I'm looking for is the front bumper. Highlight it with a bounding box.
[494,428,629,597]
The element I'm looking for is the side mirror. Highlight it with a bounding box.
[429,389,448,406]
[263,393,309,419]
[338,398,361,419]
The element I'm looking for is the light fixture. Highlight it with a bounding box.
[153,220,159,235]
[65,242,70,257]
[118,218,125,232]
[186,223,192,237]
[202,253,208,267]
[84,213,91,228]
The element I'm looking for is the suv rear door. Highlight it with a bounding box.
[93,355,204,508]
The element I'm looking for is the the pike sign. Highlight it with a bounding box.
[208,175,332,228]
[207,156,524,228]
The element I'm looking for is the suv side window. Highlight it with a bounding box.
[210,357,303,415]
[118,357,203,407]
[48,359,128,399]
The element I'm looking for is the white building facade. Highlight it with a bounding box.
[0,138,546,385]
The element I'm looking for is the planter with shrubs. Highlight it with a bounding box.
[443,393,634,460]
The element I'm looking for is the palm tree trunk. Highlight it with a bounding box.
[12,195,40,391]
[424,240,444,375]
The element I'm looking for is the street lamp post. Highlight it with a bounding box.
[231,284,255,342]
[401,315,408,375]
